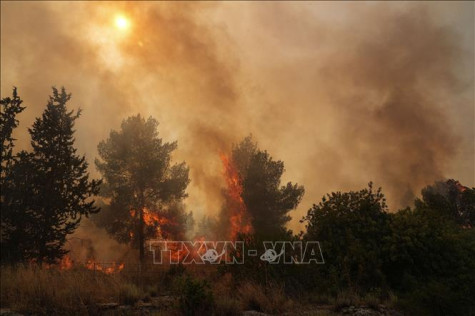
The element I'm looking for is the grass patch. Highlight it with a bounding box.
[0,265,138,315]
[238,281,293,314]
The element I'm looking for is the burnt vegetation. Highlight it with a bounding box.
[1,87,475,315]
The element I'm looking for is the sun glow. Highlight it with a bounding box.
[115,15,129,30]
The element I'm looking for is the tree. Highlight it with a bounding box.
[384,195,475,315]
[302,183,390,292]
[28,87,101,263]
[0,87,26,263]
[1,151,39,263]
[302,181,475,314]
[221,136,305,239]
[0,87,25,174]
[415,179,474,227]
[2,87,100,263]
[95,114,190,264]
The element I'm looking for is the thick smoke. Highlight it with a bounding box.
[65,219,131,263]
[1,1,473,241]
[207,2,473,213]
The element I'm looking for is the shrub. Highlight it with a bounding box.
[178,276,214,316]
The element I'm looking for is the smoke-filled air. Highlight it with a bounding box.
[1,1,474,315]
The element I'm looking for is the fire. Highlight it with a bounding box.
[220,153,253,239]
[129,208,170,238]
[59,255,73,270]
[31,255,124,274]
[85,259,125,274]
[28,255,74,270]
[143,208,169,226]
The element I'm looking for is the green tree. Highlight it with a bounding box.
[28,87,100,263]
[0,87,25,174]
[1,151,39,263]
[95,114,190,264]
[0,87,26,263]
[2,87,100,263]
[302,183,390,292]
[384,183,475,315]
[302,181,475,314]
[223,136,304,239]
[416,179,474,227]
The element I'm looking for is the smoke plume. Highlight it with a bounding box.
[1,1,473,239]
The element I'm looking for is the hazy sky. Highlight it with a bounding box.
[1,1,473,232]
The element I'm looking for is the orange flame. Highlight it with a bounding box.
[129,208,170,239]
[34,255,124,274]
[59,255,74,270]
[220,153,252,239]
[85,259,125,274]
[143,208,169,227]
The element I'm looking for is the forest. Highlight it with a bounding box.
[1,87,474,316]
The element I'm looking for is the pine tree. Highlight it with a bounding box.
[1,151,38,263]
[1,87,25,173]
[220,136,305,239]
[25,87,101,263]
[95,114,190,264]
[1,87,26,263]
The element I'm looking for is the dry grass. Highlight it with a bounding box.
[3,265,393,315]
[237,281,293,314]
[333,289,398,311]
[0,265,143,315]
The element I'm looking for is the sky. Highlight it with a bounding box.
[1,1,474,232]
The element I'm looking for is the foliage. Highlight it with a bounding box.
[302,181,475,315]
[384,206,475,315]
[219,230,305,292]
[158,203,195,240]
[416,179,475,227]
[221,135,305,239]
[1,151,40,263]
[0,87,26,263]
[302,183,390,292]
[178,276,215,316]
[1,87,474,315]
[1,87,100,264]
[95,114,190,263]
[0,87,25,173]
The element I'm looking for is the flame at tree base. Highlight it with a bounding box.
[85,259,125,274]
[33,255,125,274]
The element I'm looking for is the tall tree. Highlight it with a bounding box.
[95,115,189,264]
[2,87,100,263]
[1,87,25,173]
[222,136,305,238]
[0,87,26,263]
[1,151,39,263]
[27,87,100,263]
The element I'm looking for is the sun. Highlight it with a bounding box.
[115,15,130,30]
